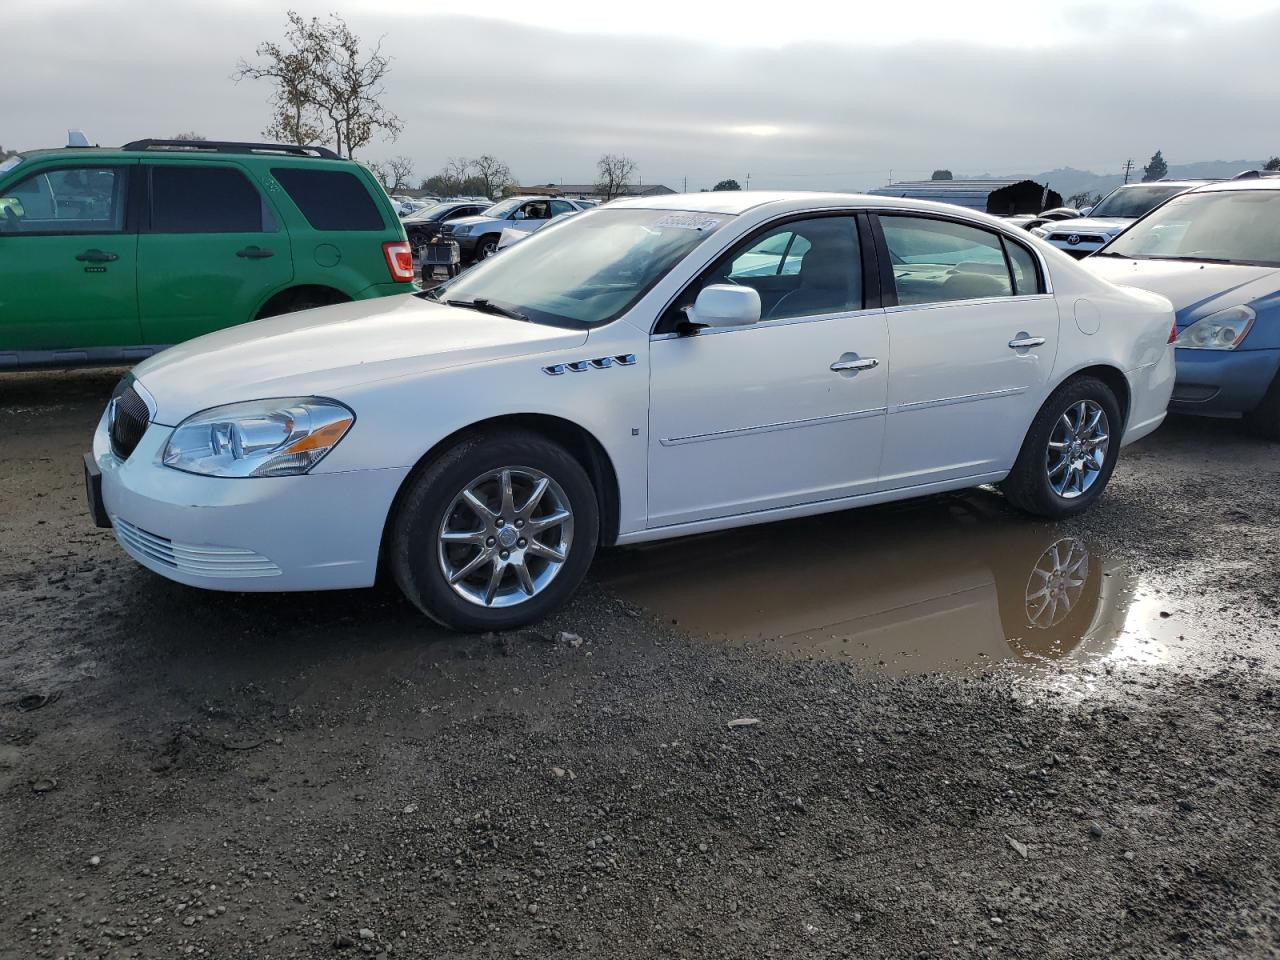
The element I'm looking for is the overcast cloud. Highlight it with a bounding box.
[6,0,1278,191]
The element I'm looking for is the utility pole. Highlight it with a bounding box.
[1122,158,1134,184]
[682,175,687,192]
[745,172,750,190]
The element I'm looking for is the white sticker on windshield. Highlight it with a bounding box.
[654,214,722,231]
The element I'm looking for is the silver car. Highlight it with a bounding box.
[441,196,586,261]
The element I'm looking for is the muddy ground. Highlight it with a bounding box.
[1,368,1278,960]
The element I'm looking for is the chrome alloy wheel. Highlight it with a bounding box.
[437,467,574,608]
[1046,400,1110,499]
[1024,538,1090,629]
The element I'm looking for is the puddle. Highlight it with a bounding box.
[599,492,1191,676]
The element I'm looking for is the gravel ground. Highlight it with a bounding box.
[1,368,1278,960]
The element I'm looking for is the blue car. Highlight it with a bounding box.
[1084,176,1280,438]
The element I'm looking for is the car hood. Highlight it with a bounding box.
[443,215,499,231]
[1081,258,1280,326]
[1044,217,1133,236]
[132,294,588,424]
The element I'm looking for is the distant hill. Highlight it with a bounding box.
[965,160,1266,201]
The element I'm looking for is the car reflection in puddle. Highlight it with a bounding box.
[598,492,1142,675]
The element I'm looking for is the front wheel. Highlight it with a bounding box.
[390,432,600,631]
[474,235,500,261]
[1000,377,1122,519]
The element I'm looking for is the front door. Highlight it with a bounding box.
[647,214,889,527]
[137,161,294,345]
[874,214,1060,488]
[0,162,140,353]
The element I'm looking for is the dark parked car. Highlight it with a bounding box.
[403,201,491,255]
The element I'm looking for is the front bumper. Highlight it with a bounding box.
[442,233,479,258]
[1171,347,1280,416]
[91,411,410,592]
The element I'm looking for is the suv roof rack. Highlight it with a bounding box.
[121,139,341,160]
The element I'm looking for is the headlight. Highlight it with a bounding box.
[162,398,354,478]
[1031,227,1050,238]
[1174,305,1255,350]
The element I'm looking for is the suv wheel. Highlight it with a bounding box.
[390,431,600,631]
[475,235,500,261]
[1001,377,1122,519]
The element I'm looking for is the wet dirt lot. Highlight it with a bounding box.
[1,368,1278,959]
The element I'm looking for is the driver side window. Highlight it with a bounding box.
[1,166,128,234]
[661,215,863,331]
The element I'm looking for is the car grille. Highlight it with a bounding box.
[113,518,282,579]
[109,382,151,461]
[1049,233,1106,244]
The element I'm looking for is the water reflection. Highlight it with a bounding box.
[599,492,1138,674]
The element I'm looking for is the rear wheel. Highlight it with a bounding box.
[390,432,600,631]
[1001,377,1122,519]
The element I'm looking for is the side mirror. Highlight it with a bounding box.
[1078,206,1093,217]
[512,210,527,220]
[685,284,761,330]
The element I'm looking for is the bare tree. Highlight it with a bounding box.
[596,154,637,201]
[171,132,208,141]
[234,11,326,147]
[472,155,513,199]
[369,155,414,192]
[235,10,401,158]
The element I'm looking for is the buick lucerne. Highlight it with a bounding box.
[87,192,1176,630]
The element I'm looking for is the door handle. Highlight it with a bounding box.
[75,249,118,263]
[236,246,274,259]
[1008,336,1046,349]
[831,356,879,372]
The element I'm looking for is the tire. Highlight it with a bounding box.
[995,535,1102,661]
[1243,372,1280,441]
[474,234,500,261]
[390,431,600,632]
[1000,376,1123,519]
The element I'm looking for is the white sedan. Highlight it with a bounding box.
[87,192,1176,631]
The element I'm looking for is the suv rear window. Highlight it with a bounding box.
[271,168,385,231]
[150,166,270,233]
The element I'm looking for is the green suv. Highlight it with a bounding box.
[0,139,416,369]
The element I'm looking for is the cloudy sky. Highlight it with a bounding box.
[7,0,1278,191]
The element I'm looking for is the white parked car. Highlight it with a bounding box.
[86,192,1175,631]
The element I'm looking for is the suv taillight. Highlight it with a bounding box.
[383,241,415,282]
[1168,320,1178,344]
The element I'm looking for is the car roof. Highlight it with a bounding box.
[604,190,1044,227]
[1186,177,1280,195]
[17,144,348,163]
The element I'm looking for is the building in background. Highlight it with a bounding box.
[510,183,677,201]
[868,178,1062,215]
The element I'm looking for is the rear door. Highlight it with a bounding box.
[873,213,1059,488]
[0,161,140,352]
[137,161,294,345]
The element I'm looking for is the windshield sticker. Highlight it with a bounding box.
[654,214,722,231]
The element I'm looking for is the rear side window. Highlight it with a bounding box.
[1004,239,1044,295]
[150,165,270,233]
[879,215,1013,305]
[271,167,385,231]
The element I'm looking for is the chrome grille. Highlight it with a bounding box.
[108,382,150,461]
[113,518,282,579]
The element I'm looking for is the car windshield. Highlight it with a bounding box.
[403,203,444,222]
[1103,189,1280,266]
[1089,184,1190,219]
[423,208,730,328]
[481,198,521,219]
